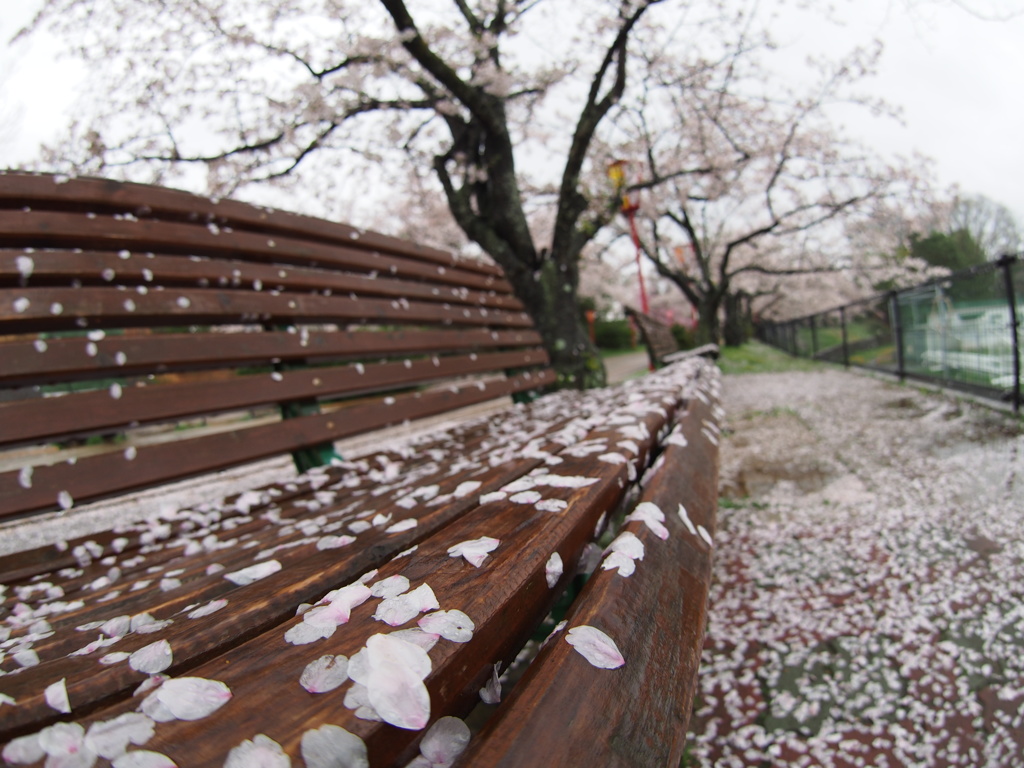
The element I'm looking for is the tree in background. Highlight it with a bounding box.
[906,230,986,272]
[948,193,1022,260]
[604,42,912,345]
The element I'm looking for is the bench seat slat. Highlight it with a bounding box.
[0,287,534,335]
[459,374,720,767]
[0,370,556,519]
[0,348,548,448]
[0,251,525,311]
[0,212,510,293]
[0,173,505,279]
[0,329,544,387]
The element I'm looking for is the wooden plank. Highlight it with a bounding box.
[0,329,544,387]
[0,369,557,519]
[0,211,508,293]
[0,286,535,335]
[0,172,505,279]
[460,367,721,767]
[0,349,548,447]
[0,250,525,311]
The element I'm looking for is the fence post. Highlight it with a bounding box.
[999,254,1021,412]
[840,306,849,367]
[889,292,905,381]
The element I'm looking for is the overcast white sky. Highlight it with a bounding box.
[2,0,1023,224]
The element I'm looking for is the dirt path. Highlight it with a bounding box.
[690,368,1024,767]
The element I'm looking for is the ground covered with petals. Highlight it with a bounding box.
[690,369,1024,768]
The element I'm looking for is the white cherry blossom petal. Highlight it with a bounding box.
[85,713,155,759]
[318,584,372,617]
[364,634,432,730]
[111,751,178,768]
[446,537,499,568]
[13,650,39,668]
[508,490,542,505]
[677,504,697,536]
[2,733,44,765]
[316,534,356,550]
[565,625,625,669]
[532,474,599,488]
[300,655,349,694]
[545,552,564,588]
[417,610,474,643]
[342,683,381,722]
[102,615,131,638]
[626,502,670,540]
[285,621,335,646]
[536,499,568,513]
[129,640,172,674]
[388,628,440,652]
[187,599,227,619]
[452,480,482,498]
[155,677,231,720]
[385,518,418,533]
[607,531,645,561]
[300,724,368,768]
[369,575,410,599]
[373,583,439,626]
[223,734,289,768]
[45,678,72,713]
[223,560,282,585]
[600,551,637,577]
[478,663,501,705]
[418,716,470,768]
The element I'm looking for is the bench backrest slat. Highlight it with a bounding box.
[0,328,543,387]
[0,348,548,448]
[0,172,552,520]
[0,250,523,310]
[0,368,555,519]
[0,211,510,291]
[0,173,503,278]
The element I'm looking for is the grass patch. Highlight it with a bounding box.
[717,341,822,375]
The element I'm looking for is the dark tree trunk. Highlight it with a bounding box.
[695,296,722,346]
[514,259,607,389]
[723,292,750,347]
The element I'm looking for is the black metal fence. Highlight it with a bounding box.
[757,255,1024,411]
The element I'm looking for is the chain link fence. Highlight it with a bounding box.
[757,255,1024,410]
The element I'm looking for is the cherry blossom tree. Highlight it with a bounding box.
[604,41,921,345]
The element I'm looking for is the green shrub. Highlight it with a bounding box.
[594,319,635,350]
[671,323,696,350]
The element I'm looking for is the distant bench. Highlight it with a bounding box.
[625,306,718,370]
[0,172,721,767]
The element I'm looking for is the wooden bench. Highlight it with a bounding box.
[0,172,721,768]
[624,307,719,370]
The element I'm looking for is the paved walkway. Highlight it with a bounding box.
[603,350,650,384]
[689,368,1024,767]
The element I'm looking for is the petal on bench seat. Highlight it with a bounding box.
[565,625,626,669]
